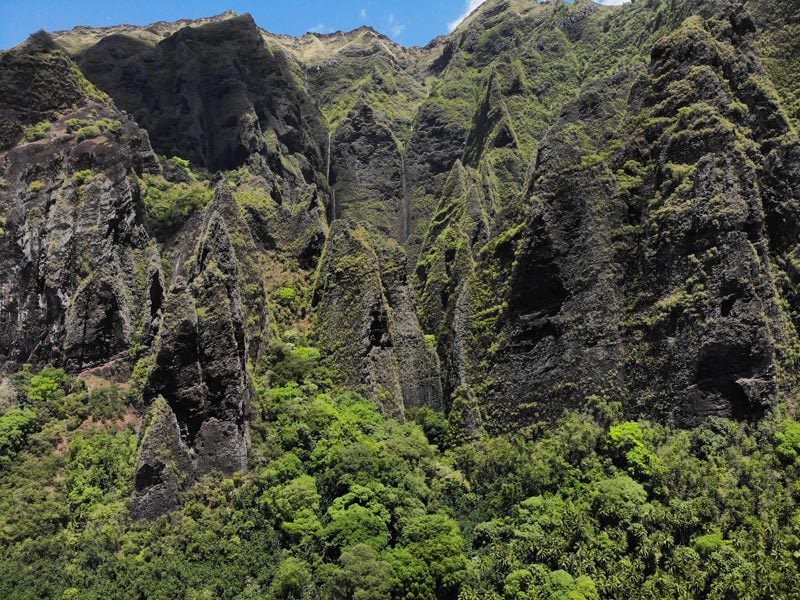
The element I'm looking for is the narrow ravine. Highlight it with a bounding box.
[327,130,336,222]
[399,148,409,242]
[326,130,331,182]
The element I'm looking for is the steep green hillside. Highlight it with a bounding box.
[2,0,800,597]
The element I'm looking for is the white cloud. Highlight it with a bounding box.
[448,0,487,32]
[309,22,332,34]
[388,14,405,37]
[596,0,631,4]
[359,8,367,20]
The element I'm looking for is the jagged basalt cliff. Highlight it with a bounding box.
[2,0,800,519]
[76,14,327,174]
[0,36,160,373]
[133,183,256,518]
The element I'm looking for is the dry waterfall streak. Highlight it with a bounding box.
[400,148,409,242]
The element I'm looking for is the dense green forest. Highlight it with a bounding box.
[3,342,800,598]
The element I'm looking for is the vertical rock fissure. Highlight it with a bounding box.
[399,148,409,242]
[326,130,332,182]
[77,287,92,370]
[172,253,184,286]
[327,131,336,223]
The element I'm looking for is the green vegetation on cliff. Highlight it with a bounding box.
[139,173,213,239]
[3,1,800,598]
[3,363,800,598]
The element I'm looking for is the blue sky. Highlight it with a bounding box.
[0,0,629,49]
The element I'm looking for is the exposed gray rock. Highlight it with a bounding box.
[76,14,326,173]
[131,396,193,520]
[380,245,444,411]
[330,99,405,239]
[0,42,159,372]
[134,182,259,516]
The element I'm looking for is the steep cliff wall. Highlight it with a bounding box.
[3,0,800,518]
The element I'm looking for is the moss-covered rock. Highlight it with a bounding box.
[313,221,441,417]
[135,182,260,515]
[0,38,160,373]
[330,99,406,240]
[131,396,192,519]
[75,14,327,174]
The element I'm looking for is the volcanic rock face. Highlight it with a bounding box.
[0,33,85,150]
[76,14,327,174]
[612,13,789,424]
[131,396,193,519]
[313,220,442,419]
[3,0,800,516]
[411,0,800,431]
[0,39,160,372]
[330,100,407,239]
[132,184,256,517]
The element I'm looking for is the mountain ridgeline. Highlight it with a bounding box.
[2,0,800,597]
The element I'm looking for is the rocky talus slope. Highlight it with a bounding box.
[2,0,800,515]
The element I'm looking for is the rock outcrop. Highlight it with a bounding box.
[330,100,406,239]
[0,37,160,372]
[133,183,259,517]
[613,13,793,424]
[131,396,193,519]
[76,14,327,174]
[407,0,800,430]
[0,32,85,150]
[313,221,442,418]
